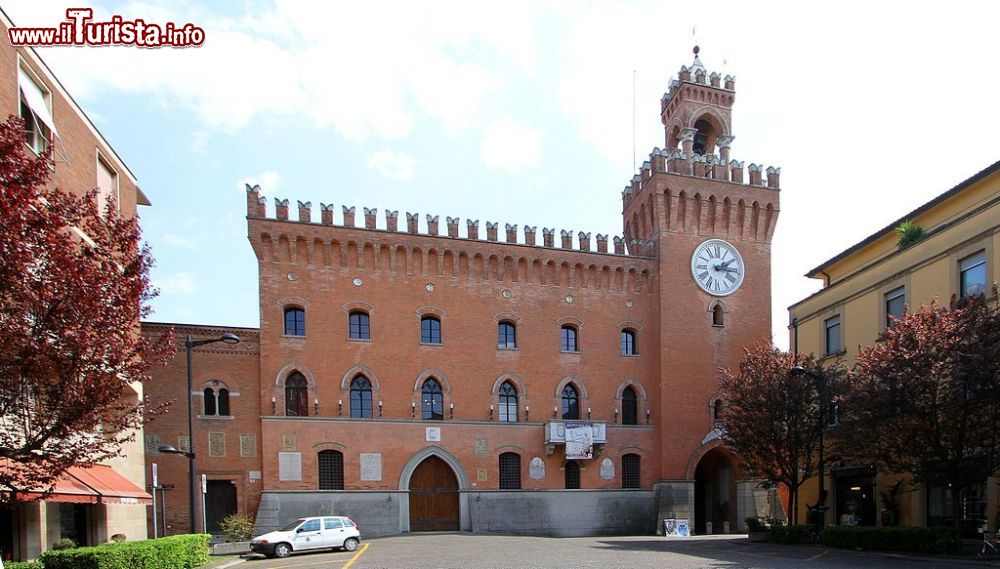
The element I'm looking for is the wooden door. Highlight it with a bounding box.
[409,456,459,531]
[205,480,238,535]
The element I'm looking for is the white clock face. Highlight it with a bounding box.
[691,239,745,296]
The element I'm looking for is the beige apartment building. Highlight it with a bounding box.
[0,7,153,561]
[789,159,999,533]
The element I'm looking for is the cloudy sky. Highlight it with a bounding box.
[6,1,1000,350]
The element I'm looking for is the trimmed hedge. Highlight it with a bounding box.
[819,525,959,554]
[6,562,44,569]
[39,534,210,569]
[769,524,816,544]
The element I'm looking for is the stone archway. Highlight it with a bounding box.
[399,446,470,533]
[694,447,738,535]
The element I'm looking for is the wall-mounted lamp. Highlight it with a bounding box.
[449,402,454,419]
[489,404,494,420]
[338,399,343,416]
[314,398,319,415]
[525,405,530,421]
[553,406,558,419]
[378,400,383,417]
[271,396,276,414]
[646,408,651,425]
[587,407,592,420]
[411,401,416,418]
[614,407,619,424]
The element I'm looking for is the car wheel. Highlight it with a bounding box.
[343,537,359,552]
[273,543,292,558]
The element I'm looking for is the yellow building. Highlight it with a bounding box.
[788,159,999,532]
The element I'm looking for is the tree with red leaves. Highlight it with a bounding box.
[719,343,844,524]
[836,292,1000,531]
[0,116,173,502]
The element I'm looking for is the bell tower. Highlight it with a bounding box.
[622,47,782,534]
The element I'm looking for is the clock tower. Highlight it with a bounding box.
[622,47,781,533]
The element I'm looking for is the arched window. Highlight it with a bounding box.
[498,381,518,423]
[561,384,580,420]
[218,388,230,416]
[620,329,637,355]
[692,118,715,155]
[350,375,373,419]
[349,311,370,340]
[564,460,580,490]
[713,398,724,429]
[560,325,578,352]
[284,307,305,336]
[203,387,217,416]
[712,304,724,326]
[317,449,344,490]
[498,321,517,349]
[420,316,441,344]
[498,452,521,489]
[622,386,638,426]
[285,372,308,417]
[421,378,443,421]
[622,453,641,489]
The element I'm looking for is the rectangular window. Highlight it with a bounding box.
[622,454,641,489]
[824,315,841,355]
[18,65,55,155]
[96,155,119,217]
[349,312,370,340]
[885,287,905,327]
[498,453,521,490]
[959,251,986,298]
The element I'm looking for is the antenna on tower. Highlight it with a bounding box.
[632,69,636,172]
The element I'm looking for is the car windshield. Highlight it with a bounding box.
[280,519,305,532]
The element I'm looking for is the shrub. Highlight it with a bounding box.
[219,513,256,542]
[745,517,766,532]
[894,220,926,247]
[5,562,43,569]
[40,534,210,569]
[820,525,959,554]
[51,538,76,551]
[769,524,816,544]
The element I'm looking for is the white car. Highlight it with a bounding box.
[250,516,361,558]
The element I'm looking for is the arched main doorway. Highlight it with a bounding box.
[694,447,737,534]
[408,456,459,531]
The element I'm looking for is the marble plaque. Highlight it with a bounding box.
[477,468,488,482]
[600,458,615,480]
[248,470,262,480]
[474,438,489,456]
[282,434,297,451]
[529,456,545,480]
[278,452,302,481]
[360,453,382,481]
[145,434,161,455]
[208,432,226,457]
[425,427,441,442]
[178,435,190,453]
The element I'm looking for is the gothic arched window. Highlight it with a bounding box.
[561,384,580,420]
[622,386,638,426]
[421,378,443,421]
[350,375,373,419]
[498,381,518,423]
[285,372,308,417]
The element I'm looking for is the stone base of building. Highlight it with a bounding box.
[652,481,694,535]
[254,489,656,538]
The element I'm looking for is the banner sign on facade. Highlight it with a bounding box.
[565,423,593,459]
[664,518,690,537]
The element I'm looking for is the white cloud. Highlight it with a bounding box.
[9,1,536,141]
[238,171,282,193]
[366,150,418,181]
[480,116,543,172]
[153,272,197,295]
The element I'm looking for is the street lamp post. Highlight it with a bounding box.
[792,365,827,530]
[159,332,239,535]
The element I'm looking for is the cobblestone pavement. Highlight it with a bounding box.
[239,534,993,569]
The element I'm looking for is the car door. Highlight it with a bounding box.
[292,518,323,550]
[323,517,346,548]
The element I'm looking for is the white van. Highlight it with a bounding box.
[250,516,360,558]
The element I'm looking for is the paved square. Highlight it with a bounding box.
[240,534,977,569]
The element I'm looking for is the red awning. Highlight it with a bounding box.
[68,464,153,506]
[0,460,98,503]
